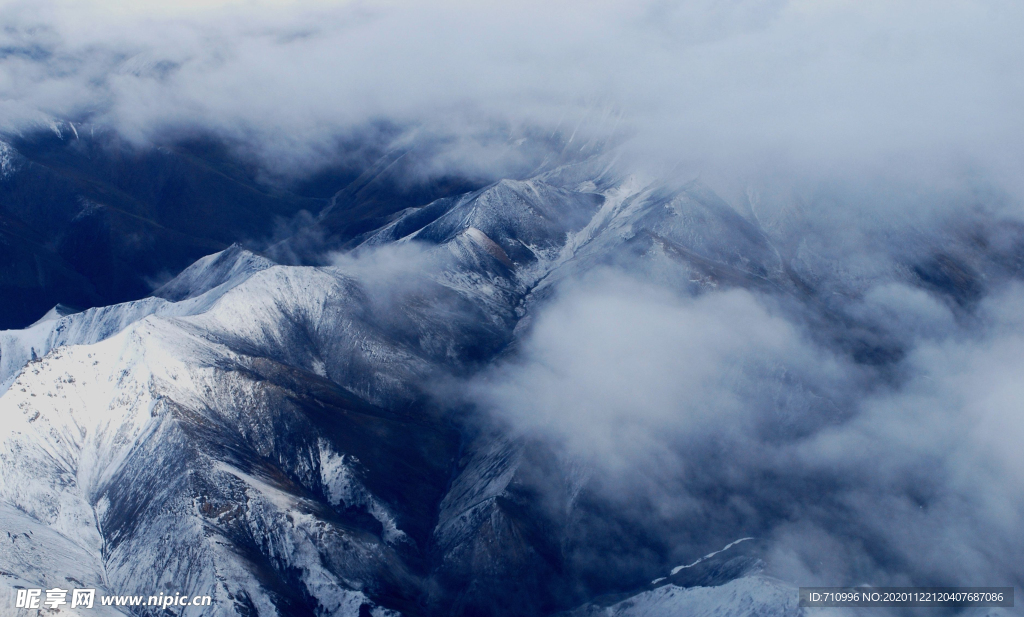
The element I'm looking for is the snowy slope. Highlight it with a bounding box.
[152,244,275,302]
[0,225,533,615]
[0,314,447,616]
[0,140,21,179]
[3,156,1017,617]
[0,168,622,615]
[361,178,604,285]
[0,246,272,395]
[568,576,801,617]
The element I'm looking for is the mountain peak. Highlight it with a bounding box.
[153,244,275,302]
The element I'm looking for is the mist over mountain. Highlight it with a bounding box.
[1,1,1023,616]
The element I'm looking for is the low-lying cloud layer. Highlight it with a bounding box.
[470,269,1024,591]
[1,0,1022,191]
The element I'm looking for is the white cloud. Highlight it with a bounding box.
[471,272,842,467]
[0,0,1021,190]
[470,271,1024,586]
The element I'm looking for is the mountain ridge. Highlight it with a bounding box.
[2,152,1023,615]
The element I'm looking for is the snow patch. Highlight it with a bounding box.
[0,140,18,178]
[572,576,799,617]
[318,440,407,545]
[670,537,755,575]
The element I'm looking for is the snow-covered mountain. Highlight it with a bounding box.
[0,126,503,331]
[2,152,1022,616]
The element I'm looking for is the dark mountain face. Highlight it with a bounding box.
[0,127,315,327]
